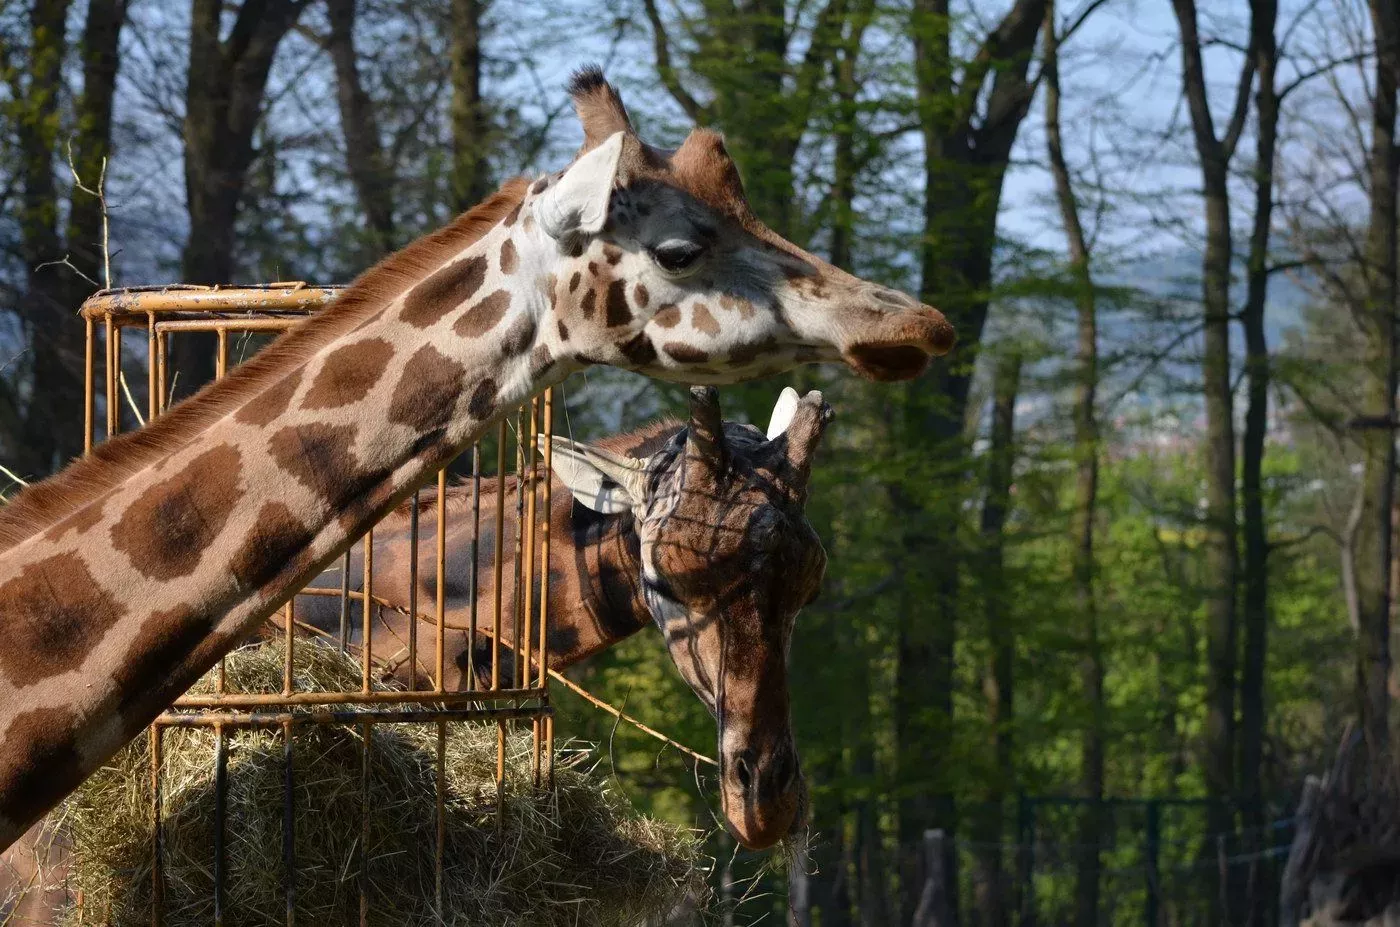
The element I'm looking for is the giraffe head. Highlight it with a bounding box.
[509,67,954,386]
[548,386,830,849]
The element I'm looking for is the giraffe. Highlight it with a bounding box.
[291,386,832,850]
[0,386,828,921]
[0,66,952,850]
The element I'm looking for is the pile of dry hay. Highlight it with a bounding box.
[58,641,704,926]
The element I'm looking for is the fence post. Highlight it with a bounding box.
[1017,793,1035,927]
[912,829,954,927]
[1145,799,1160,927]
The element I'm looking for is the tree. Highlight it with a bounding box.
[175,0,308,398]
[450,0,491,212]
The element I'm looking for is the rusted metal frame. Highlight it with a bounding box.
[156,331,168,417]
[338,549,352,653]
[173,686,543,708]
[540,389,555,786]
[155,704,550,729]
[493,422,508,814]
[214,721,227,927]
[283,600,294,696]
[283,718,295,927]
[360,719,371,926]
[524,399,540,785]
[83,316,95,454]
[78,282,341,323]
[408,491,419,691]
[104,318,118,440]
[215,340,229,694]
[153,318,299,334]
[362,529,374,694]
[149,726,162,927]
[469,444,481,693]
[435,469,447,693]
[146,313,157,424]
[512,408,526,688]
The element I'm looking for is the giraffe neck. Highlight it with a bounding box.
[296,474,651,690]
[0,181,574,850]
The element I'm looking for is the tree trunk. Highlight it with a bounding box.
[1355,0,1399,757]
[1238,3,1279,923]
[176,0,306,399]
[974,349,1022,927]
[900,0,1047,918]
[14,0,73,477]
[326,0,396,255]
[1169,1,1248,899]
[449,0,491,212]
[1043,6,1106,923]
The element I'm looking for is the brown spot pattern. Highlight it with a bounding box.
[110,605,218,713]
[111,444,244,581]
[530,345,555,378]
[235,369,303,427]
[653,304,681,328]
[633,283,649,308]
[692,303,720,335]
[467,378,499,420]
[230,502,315,590]
[269,423,364,510]
[43,489,113,543]
[499,315,537,356]
[620,334,657,367]
[401,255,487,328]
[557,319,571,341]
[388,345,468,433]
[605,280,632,327]
[504,201,523,225]
[453,289,511,338]
[499,238,518,274]
[300,337,395,410]
[0,553,126,687]
[665,342,711,363]
[0,707,83,831]
[603,243,623,265]
[580,288,597,319]
[569,272,581,293]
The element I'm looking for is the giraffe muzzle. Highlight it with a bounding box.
[843,302,956,382]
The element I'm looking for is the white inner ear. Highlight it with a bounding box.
[536,132,625,240]
[539,435,649,515]
[766,387,801,439]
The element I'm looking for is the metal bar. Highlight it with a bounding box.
[213,722,227,927]
[149,725,162,927]
[155,318,298,334]
[408,491,419,690]
[338,550,351,653]
[173,687,545,709]
[104,318,117,439]
[362,529,374,693]
[146,313,157,423]
[493,422,506,692]
[155,706,551,727]
[436,469,447,693]
[283,719,295,927]
[435,720,446,920]
[469,444,481,693]
[360,720,371,927]
[156,332,168,416]
[512,408,525,685]
[84,316,95,454]
[525,399,539,784]
[79,284,341,321]
[539,388,553,691]
[283,600,294,696]
[216,327,228,379]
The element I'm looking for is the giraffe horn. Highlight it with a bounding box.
[568,65,636,151]
[779,391,834,488]
[684,385,727,483]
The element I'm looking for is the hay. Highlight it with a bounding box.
[58,641,705,926]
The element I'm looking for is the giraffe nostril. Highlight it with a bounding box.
[871,287,916,310]
[734,753,755,793]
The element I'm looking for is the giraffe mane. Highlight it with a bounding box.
[0,177,531,554]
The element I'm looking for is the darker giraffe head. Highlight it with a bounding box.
[548,386,831,849]
[518,67,954,384]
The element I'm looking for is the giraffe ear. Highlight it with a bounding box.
[766,387,802,439]
[540,435,649,514]
[536,131,625,240]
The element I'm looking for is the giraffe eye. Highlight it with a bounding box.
[650,240,705,275]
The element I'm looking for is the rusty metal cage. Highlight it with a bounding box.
[79,283,557,924]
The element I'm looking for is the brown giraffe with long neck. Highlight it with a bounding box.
[0,67,952,851]
[292,386,830,849]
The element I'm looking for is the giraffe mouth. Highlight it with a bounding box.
[842,309,956,381]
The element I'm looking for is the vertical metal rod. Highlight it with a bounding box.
[360,721,371,927]
[362,529,374,693]
[216,328,228,379]
[435,720,446,919]
[541,389,555,787]
[524,400,540,785]
[149,725,163,927]
[146,313,157,423]
[408,491,419,689]
[492,422,506,692]
[213,722,227,927]
[104,318,117,439]
[283,600,294,696]
[435,469,447,693]
[338,550,351,653]
[282,719,295,927]
[84,316,95,454]
[156,332,168,416]
[468,445,481,692]
[216,343,227,692]
[512,409,525,685]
